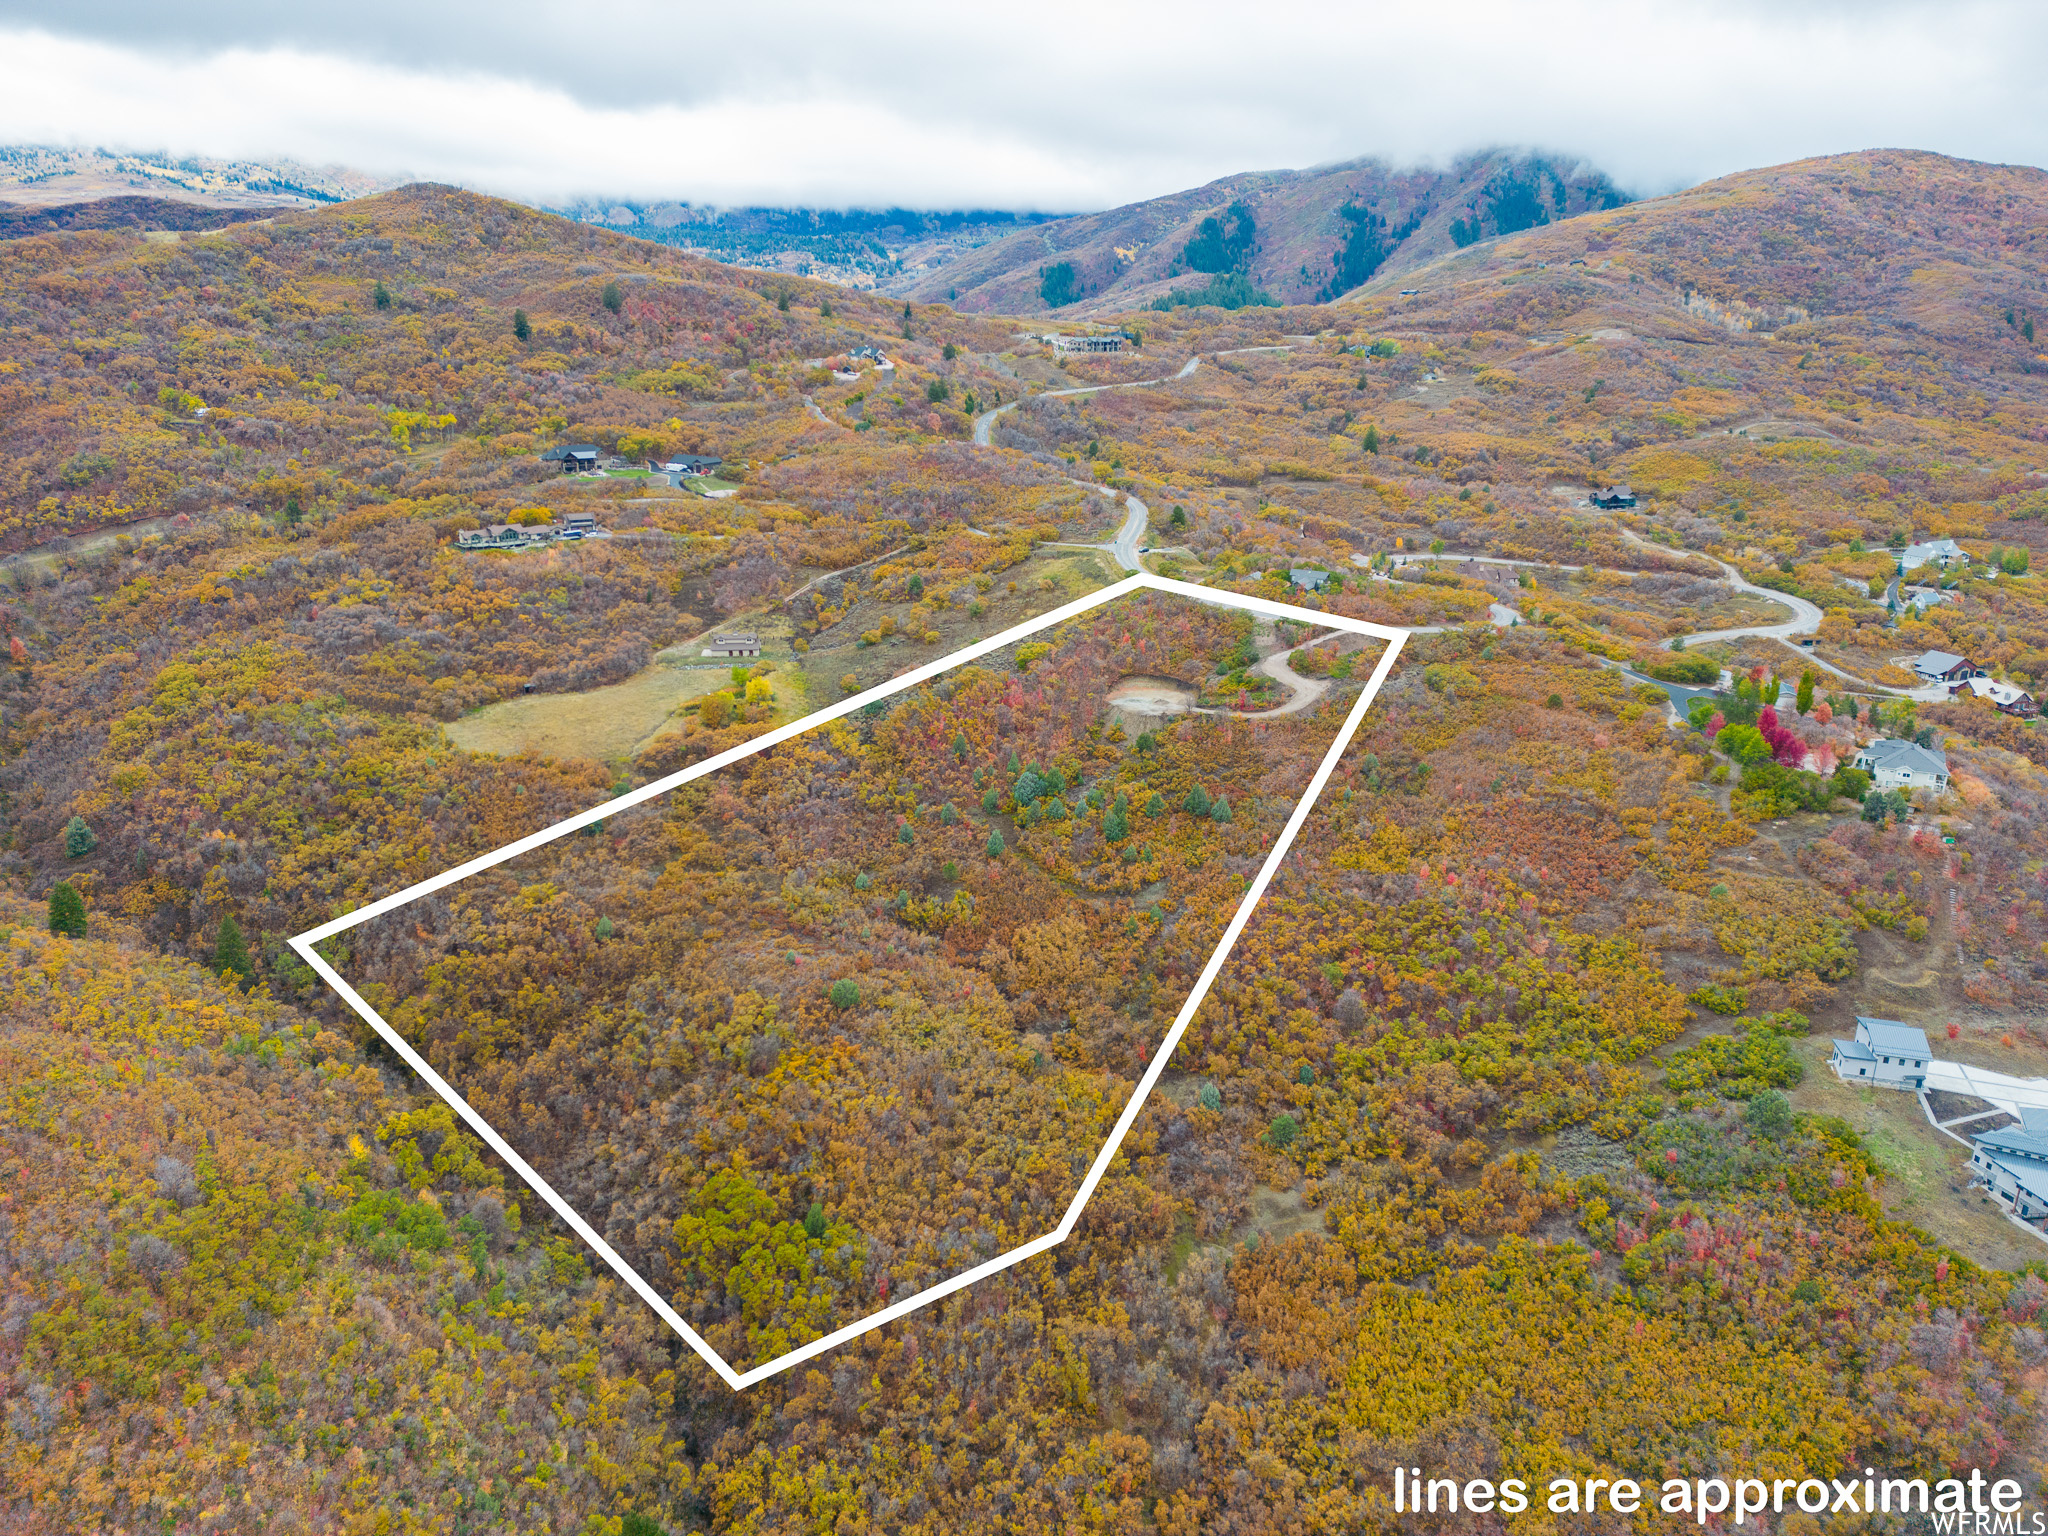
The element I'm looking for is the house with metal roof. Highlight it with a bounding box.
[1910,650,1983,685]
[1969,1110,2048,1223]
[1829,1016,1932,1091]
[1289,568,1331,592]
[1589,483,1637,509]
[1852,737,1950,794]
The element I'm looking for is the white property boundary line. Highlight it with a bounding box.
[289,572,1407,1390]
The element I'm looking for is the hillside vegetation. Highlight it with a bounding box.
[5,151,2048,1533]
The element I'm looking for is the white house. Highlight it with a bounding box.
[1852,738,1950,794]
[1829,1016,1932,1090]
[1948,674,2038,718]
[1969,1110,2048,1223]
[1899,537,1970,573]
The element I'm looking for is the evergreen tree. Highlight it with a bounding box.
[1795,671,1815,716]
[1211,796,1233,824]
[986,831,1005,858]
[982,788,999,814]
[952,731,968,761]
[283,495,303,528]
[897,825,914,845]
[373,280,392,310]
[804,1200,827,1240]
[48,881,86,938]
[940,802,959,825]
[1184,785,1212,817]
[594,916,615,940]
[1362,423,1380,454]
[601,280,623,314]
[512,308,531,341]
[63,815,97,857]
[1144,793,1166,818]
[213,914,252,983]
[1198,1081,1222,1111]
[829,979,860,1009]
[1104,804,1129,841]
[1170,505,1187,528]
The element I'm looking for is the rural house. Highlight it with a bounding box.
[1900,537,1971,573]
[1589,483,1637,509]
[1289,568,1331,592]
[655,453,723,478]
[704,632,762,658]
[1829,1016,1933,1090]
[457,523,558,551]
[540,444,600,474]
[1852,738,1950,793]
[1969,1110,2048,1223]
[558,511,598,538]
[1947,674,2038,717]
[1043,332,1123,354]
[1910,650,1983,685]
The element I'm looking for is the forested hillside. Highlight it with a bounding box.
[6,152,2048,1533]
[903,150,1630,315]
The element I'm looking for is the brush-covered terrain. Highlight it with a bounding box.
[4,148,2048,1534]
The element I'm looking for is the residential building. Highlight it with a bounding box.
[1589,483,1637,509]
[1852,737,1950,793]
[558,511,598,537]
[1043,332,1123,354]
[540,444,600,474]
[1969,1110,2048,1222]
[655,454,723,478]
[1899,537,1970,573]
[1910,650,1983,685]
[1828,1016,1933,1090]
[1290,568,1331,592]
[704,633,762,658]
[1948,674,2038,718]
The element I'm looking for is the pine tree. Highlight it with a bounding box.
[829,979,860,1009]
[1184,785,1212,817]
[952,732,968,761]
[897,825,914,845]
[48,881,86,938]
[1104,804,1129,841]
[986,831,1005,858]
[1362,423,1380,454]
[1144,793,1166,818]
[982,788,999,814]
[1211,796,1233,824]
[601,280,623,314]
[63,816,96,857]
[373,280,392,310]
[1170,505,1187,528]
[512,308,531,341]
[213,915,252,984]
[804,1200,826,1240]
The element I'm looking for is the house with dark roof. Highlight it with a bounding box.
[1910,650,1983,685]
[1969,1110,2048,1223]
[1852,737,1950,794]
[655,454,723,478]
[1829,1016,1932,1091]
[703,632,761,658]
[1589,483,1636,509]
[540,444,600,474]
[1289,568,1331,592]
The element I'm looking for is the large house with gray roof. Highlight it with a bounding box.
[1829,1017,1932,1091]
[1910,650,1983,685]
[1969,1110,2048,1223]
[1852,738,1950,794]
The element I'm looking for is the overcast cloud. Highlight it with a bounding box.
[0,0,2041,209]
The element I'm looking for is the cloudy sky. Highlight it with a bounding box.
[0,0,2041,210]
